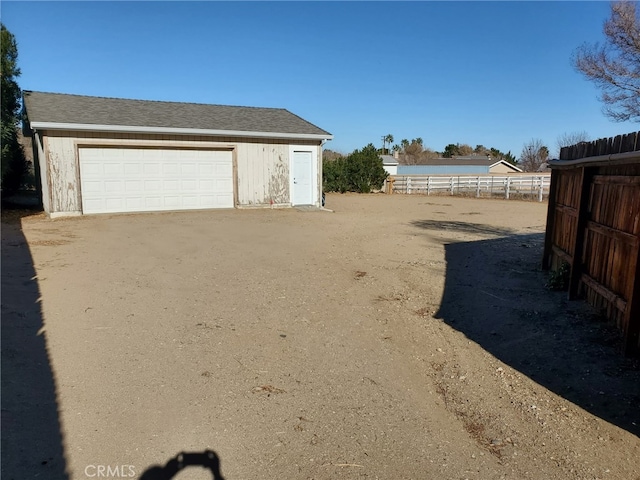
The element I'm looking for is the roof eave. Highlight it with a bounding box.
[29,121,334,141]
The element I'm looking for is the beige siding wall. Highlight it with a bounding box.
[38,130,321,213]
[489,163,519,174]
[236,139,290,206]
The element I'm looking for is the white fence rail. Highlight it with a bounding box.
[390,175,551,201]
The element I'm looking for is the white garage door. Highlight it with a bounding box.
[79,147,234,214]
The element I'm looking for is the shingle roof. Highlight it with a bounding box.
[23,91,332,138]
[398,157,494,166]
[380,155,399,165]
[397,157,522,171]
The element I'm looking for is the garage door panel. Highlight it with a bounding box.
[82,163,102,176]
[181,196,199,207]
[216,193,233,205]
[103,163,123,175]
[163,163,179,175]
[79,147,233,214]
[181,163,197,175]
[163,196,181,207]
[104,181,123,193]
[182,179,197,190]
[125,180,143,192]
[83,198,103,211]
[144,180,162,191]
[216,163,233,176]
[144,163,162,175]
[106,198,125,210]
[82,180,105,194]
[123,163,141,175]
[199,180,215,190]
[199,164,215,175]
[164,180,180,191]
[143,197,161,208]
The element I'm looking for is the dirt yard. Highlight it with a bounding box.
[2,193,639,480]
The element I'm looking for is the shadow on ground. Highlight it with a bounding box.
[1,205,69,479]
[412,220,640,437]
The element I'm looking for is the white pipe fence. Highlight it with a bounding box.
[390,175,551,201]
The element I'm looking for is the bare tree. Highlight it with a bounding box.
[519,139,549,172]
[402,140,424,165]
[572,1,640,121]
[322,149,345,162]
[420,148,439,161]
[555,131,590,157]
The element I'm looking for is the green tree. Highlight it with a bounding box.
[488,147,518,165]
[504,152,517,165]
[572,1,640,121]
[443,144,458,158]
[443,143,473,157]
[323,143,387,193]
[1,23,27,195]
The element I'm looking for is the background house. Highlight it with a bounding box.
[23,91,332,216]
[397,156,523,175]
[381,154,399,176]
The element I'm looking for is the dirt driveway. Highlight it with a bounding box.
[2,193,639,480]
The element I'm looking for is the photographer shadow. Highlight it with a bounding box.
[1,209,69,479]
[412,219,640,437]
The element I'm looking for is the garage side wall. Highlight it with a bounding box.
[236,140,286,206]
[235,139,321,207]
[38,130,321,214]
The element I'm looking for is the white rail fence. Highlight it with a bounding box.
[389,175,551,201]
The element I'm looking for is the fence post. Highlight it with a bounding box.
[476,176,481,197]
[427,176,431,196]
[505,177,511,200]
[542,169,559,270]
[568,166,593,300]
[538,176,544,202]
[407,176,412,194]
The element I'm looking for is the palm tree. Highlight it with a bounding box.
[382,134,394,155]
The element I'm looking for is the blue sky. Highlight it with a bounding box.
[3,1,637,158]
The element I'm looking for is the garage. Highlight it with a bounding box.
[79,147,234,214]
[22,91,332,217]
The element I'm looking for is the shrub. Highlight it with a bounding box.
[323,143,387,193]
[547,261,570,291]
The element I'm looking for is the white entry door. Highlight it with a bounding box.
[78,147,234,214]
[292,150,313,206]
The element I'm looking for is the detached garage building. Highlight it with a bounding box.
[23,91,333,217]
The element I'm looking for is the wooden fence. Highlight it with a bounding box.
[542,132,640,356]
[389,174,551,201]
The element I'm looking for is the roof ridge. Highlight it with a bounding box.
[23,90,289,112]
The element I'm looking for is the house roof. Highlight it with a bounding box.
[23,91,333,140]
[380,155,399,166]
[397,157,523,172]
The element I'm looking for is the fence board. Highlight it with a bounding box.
[545,131,640,356]
[391,174,550,201]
